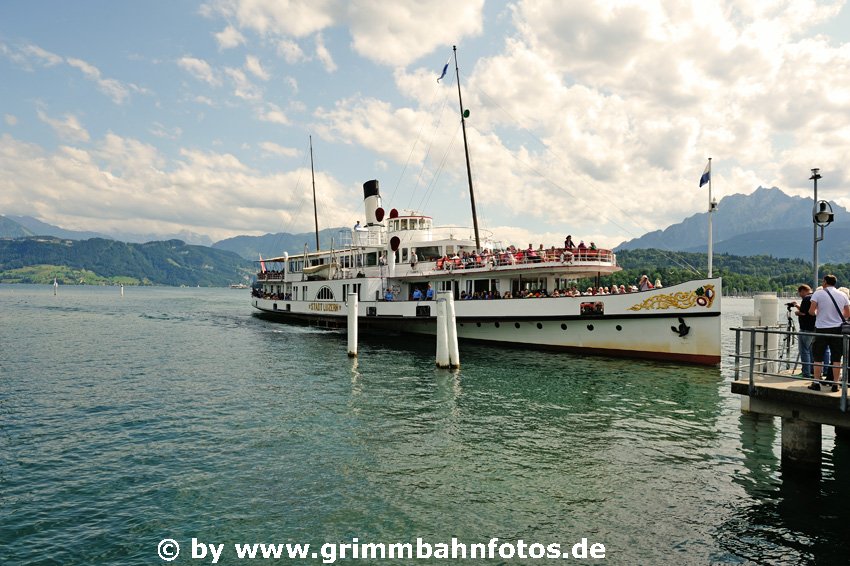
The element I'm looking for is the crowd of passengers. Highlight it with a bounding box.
[251,289,293,300]
[454,279,662,300]
[435,238,604,270]
[252,274,662,301]
[256,270,284,280]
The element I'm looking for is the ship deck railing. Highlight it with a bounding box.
[430,248,616,271]
[255,248,617,281]
[730,325,849,412]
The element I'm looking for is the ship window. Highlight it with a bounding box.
[400,219,408,230]
[317,286,334,300]
[417,246,440,261]
[580,302,604,315]
[401,248,408,262]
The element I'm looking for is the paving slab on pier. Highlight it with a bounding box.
[731,376,850,428]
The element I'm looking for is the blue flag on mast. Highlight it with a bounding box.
[699,160,711,187]
[437,62,449,82]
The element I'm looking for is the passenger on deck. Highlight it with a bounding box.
[655,278,663,288]
[409,250,418,269]
[384,289,394,301]
[590,241,597,250]
[577,240,587,250]
[564,235,575,249]
[354,220,361,230]
[426,283,434,300]
[639,275,653,291]
[412,288,423,301]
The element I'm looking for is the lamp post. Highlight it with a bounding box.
[811,168,833,288]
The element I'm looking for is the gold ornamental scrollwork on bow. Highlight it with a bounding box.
[627,284,716,311]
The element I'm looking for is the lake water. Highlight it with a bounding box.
[1,285,848,565]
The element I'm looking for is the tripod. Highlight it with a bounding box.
[781,303,799,372]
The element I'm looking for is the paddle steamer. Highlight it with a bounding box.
[252,180,721,365]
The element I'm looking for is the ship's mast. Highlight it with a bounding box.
[453,45,481,251]
[310,135,320,251]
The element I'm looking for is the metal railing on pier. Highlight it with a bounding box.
[731,326,849,412]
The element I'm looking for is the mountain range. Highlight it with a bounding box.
[3,186,848,264]
[615,186,850,263]
[3,215,214,246]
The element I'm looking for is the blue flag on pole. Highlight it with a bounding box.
[699,160,711,187]
[437,62,448,82]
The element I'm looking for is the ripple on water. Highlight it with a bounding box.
[1,290,848,564]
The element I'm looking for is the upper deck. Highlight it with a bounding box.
[256,244,618,282]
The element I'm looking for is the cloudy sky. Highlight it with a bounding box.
[2,0,849,248]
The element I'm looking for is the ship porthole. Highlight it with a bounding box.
[495,322,500,328]
[476,322,481,327]
[515,322,521,329]
[587,324,594,331]
[560,323,567,330]
[536,323,543,329]
[616,324,623,331]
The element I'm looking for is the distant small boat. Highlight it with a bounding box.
[230,283,249,289]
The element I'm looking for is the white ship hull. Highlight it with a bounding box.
[252,277,721,365]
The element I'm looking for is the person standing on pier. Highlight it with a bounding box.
[794,284,816,380]
[808,274,850,391]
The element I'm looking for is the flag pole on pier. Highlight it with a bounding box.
[699,158,715,278]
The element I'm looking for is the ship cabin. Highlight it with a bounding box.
[254,218,620,305]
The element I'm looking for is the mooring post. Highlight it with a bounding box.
[435,293,450,368]
[781,417,822,469]
[446,291,460,369]
[347,292,358,357]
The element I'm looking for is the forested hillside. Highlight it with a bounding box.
[0,237,253,286]
[599,249,846,294]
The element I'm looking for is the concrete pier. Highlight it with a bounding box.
[781,417,822,468]
[731,375,850,469]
